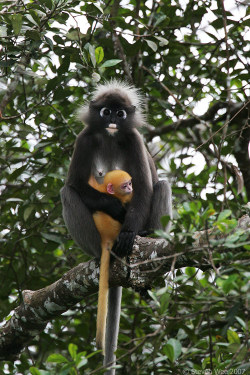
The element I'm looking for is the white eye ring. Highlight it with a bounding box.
[100,107,111,117]
[117,109,127,119]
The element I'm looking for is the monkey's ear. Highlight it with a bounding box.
[107,183,115,195]
[89,100,98,109]
[128,105,136,114]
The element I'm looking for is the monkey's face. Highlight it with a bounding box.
[89,94,136,135]
[119,179,133,195]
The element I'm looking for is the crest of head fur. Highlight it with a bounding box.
[78,79,147,126]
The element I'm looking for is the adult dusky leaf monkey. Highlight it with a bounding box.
[61,80,172,374]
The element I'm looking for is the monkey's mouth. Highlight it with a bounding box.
[106,123,118,135]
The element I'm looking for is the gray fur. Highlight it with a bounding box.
[61,80,172,375]
[104,287,122,375]
[61,185,102,258]
[78,79,147,127]
[146,180,172,232]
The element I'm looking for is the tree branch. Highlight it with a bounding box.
[146,101,249,141]
[110,0,133,82]
[1,215,250,360]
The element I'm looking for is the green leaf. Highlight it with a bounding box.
[183,202,191,212]
[68,343,78,361]
[154,14,167,27]
[235,316,246,330]
[47,353,69,363]
[88,44,96,67]
[159,293,170,315]
[29,368,51,375]
[92,72,101,82]
[0,59,15,67]
[160,215,171,228]
[30,10,41,25]
[9,165,26,181]
[148,290,160,307]
[237,363,250,372]
[100,59,122,68]
[93,3,104,13]
[217,209,232,222]
[66,29,85,40]
[164,343,174,363]
[29,368,41,375]
[185,267,196,277]
[58,55,70,75]
[201,208,216,221]
[145,39,157,52]
[39,0,52,8]
[95,47,104,64]
[41,233,63,244]
[44,36,54,50]
[76,356,88,369]
[66,30,79,41]
[216,275,238,293]
[154,36,169,46]
[11,14,23,36]
[163,339,182,363]
[227,329,240,344]
[23,206,34,221]
[25,30,41,41]
[6,198,23,202]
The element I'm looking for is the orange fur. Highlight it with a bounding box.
[88,170,133,354]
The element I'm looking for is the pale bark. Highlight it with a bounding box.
[1,214,249,360]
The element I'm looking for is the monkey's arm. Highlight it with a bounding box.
[147,150,159,184]
[66,133,126,223]
[72,183,126,223]
[113,132,154,256]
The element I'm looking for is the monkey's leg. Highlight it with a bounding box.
[146,180,172,232]
[60,185,102,258]
[96,244,110,352]
[104,286,122,375]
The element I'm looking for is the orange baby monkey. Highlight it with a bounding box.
[88,170,133,354]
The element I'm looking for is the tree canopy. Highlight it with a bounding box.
[0,0,249,374]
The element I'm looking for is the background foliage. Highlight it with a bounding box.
[0,0,249,374]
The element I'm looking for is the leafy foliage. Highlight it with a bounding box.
[0,0,249,374]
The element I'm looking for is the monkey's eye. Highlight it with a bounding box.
[116,109,127,119]
[100,107,111,117]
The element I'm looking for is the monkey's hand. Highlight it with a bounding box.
[112,230,136,258]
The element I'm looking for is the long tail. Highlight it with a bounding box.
[96,244,110,353]
[104,286,122,375]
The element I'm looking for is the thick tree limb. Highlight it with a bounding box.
[1,215,250,360]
